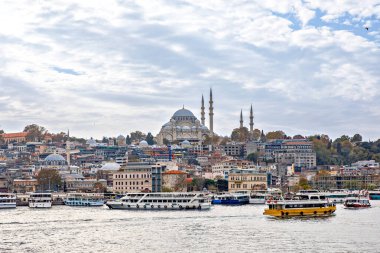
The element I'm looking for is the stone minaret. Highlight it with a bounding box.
[201,94,205,125]
[240,109,243,128]
[209,88,214,136]
[249,104,254,134]
[66,129,70,167]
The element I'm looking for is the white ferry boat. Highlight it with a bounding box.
[28,192,52,208]
[64,193,105,207]
[249,188,282,204]
[106,192,211,210]
[0,193,17,209]
[325,189,349,204]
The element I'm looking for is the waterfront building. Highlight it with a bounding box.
[312,174,380,190]
[65,178,107,192]
[228,168,267,192]
[13,178,38,193]
[113,163,152,194]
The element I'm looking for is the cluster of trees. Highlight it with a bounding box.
[310,134,380,165]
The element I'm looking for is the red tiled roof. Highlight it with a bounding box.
[163,170,186,175]
[1,132,28,138]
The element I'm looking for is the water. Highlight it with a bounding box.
[1,202,380,253]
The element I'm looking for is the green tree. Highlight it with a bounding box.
[247,152,258,163]
[293,134,305,139]
[351,134,362,143]
[36,169,62,191]
[216,179,228,192]
[146,132,155,145]
[24,124,46,142]
[130,131,146,142]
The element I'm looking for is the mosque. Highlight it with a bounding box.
[156,89,214,145]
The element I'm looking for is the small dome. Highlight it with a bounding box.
[45,154,66,162]
[182,126,191,131]
[117,135,125,140]
[200,125,209,130]
[139,140,149,147]
[191,126,197,130]
[172,108,195,118]
[176,126,182,130]
[100,163,121,171]
[182,140,191,147]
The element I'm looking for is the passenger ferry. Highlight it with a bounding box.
[0,193,17,209]
[28,192,52,208]
[325,189,349,204]
[344,194,371,208]
[264,194,336,218]
[64,193,105,207]
[368,189,380,200]
[249,188,282,204]
[211,192,249,205]
[106,192,211,210]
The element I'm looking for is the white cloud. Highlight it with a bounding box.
[0,0,379,140]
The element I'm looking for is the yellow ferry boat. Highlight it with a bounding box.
[263,194,336,218]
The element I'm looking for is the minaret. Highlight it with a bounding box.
[66,129,70,167]
[209,88,214,136]
[201,94,205,125]
[249,104,254,134]
[240,109,243,128]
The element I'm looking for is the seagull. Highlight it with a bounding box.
[365,27,369,31]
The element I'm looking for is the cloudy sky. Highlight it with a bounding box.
[0,0,379,140]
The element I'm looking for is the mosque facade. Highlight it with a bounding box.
[156,89,214,145]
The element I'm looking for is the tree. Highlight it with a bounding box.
[231,127,249,142]
[351,134,362,143]
[52,132,66,143]
[36,169,62,191]
[24,124,46,142]
[216,179,228,192]
[0,130,4,145]
[293,134,305,139]
[252,129,261,141]
[146,132,155,145]
[298,177,310,190]
[94,182,106,193]
[130,131,146,142]
[247,152,258,163]
[126,135,132,145]
[266,131,286,140]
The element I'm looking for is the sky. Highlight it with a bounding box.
[0,0,379,140]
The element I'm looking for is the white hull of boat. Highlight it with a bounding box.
[106,202,211,210]
[29,202,52,208]
[0,203,17,209]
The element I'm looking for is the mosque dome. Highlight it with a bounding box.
[182,140,191,147]
[139,140,149,147]
[45,154,66,162]
[117,135,125,140]
[182,126,191,131]
[172,108,195,118]
[100,163,121,171]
